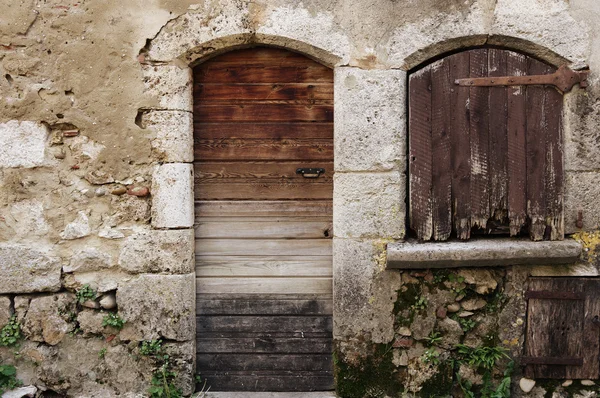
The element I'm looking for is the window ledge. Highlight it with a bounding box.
[386,238,582,269]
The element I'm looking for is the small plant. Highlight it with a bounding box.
[192,374,210,397]
[102,313,125,330]
[148,363,183,398]
[0,364,22,395]
[456,345,509,371]
[410,296,428,312]
[422,347,440,366]
[141,340,163,356]
[456,316,477,332]
[98,348,107,359]
[76,284,97,303]
[0,316,21,347]
[425,331,442,346]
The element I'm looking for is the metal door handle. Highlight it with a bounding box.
[296,168,325,178]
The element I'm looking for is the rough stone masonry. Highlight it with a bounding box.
[1,0,600,397]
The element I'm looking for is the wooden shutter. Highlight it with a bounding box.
[524,278,600,379]
[408,49,564,241]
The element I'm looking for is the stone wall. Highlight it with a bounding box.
[1,0,600,396]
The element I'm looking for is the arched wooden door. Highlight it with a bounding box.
[193,47,334,391]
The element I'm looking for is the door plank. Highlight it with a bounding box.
[194,162,333,182]
[526,58,549,240]
[408,66,433,240]
[195,66,333,84]
[197,315,333,333]
[196,257,333,277]
[506,51,528,236]
[194,138,333,161]
[196,294,333,315]
[196,220,332,239]
[195,200,333,217]
[469,48,490,230]
[197,354,333,372]
[194,123,333,140]
[196,277,333,295]
[198,371,334,392]
[450,51,471,239]
[196,337,332,353]
[194,84,333,101]
[195,182,333,200]
[430,58,453,240]
[195,104,333,122]
[488,49,509,222]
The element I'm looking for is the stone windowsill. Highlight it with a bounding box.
[386,238,583,269]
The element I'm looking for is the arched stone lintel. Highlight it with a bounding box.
[403,34,575,72]
[149,32,344,69]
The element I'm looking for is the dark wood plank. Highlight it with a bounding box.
[506,51,528,236]
[193,123,333,139]
[582,279,600,379]
[195,201,332,217]
[195,66,333,84]
[194,162,333,182]
[198,371,334,392]
[194,104,333,122]
[543,72,564,240]
[196,337,332,353]
[197,295,333,315]
[197,315,332,333]
[468,48,490,230]
[526,58,549,240]
[488,49,509,223]
[430,58,453,240]
[197,354,333,372]
[194,83,333,101]
[449,51,471,239]
[194,138,333,161]
[408,65,433,240]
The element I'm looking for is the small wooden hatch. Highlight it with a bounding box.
[193,47,334,392]
[524,278,600,379]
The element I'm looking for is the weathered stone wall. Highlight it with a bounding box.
[1,0,600,396]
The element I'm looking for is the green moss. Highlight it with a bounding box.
[418,361,454,397]
[334,344,405,398]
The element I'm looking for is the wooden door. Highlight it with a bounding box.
[408,49,563,241]
[193,47,334,392]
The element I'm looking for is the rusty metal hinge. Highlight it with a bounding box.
[455,65,589,92]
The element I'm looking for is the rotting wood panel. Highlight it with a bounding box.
[524,278,600,379]
[193,47,333,392]
[408,48,563,241]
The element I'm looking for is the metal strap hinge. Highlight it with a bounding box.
[455,65,589,93]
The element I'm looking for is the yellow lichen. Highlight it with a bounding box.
[571,230,600,263]
[372,238,394,272]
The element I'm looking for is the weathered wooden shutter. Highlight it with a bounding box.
[408,49,564,241]
[524,278,600,379]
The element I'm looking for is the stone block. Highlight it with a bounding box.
[63,270,128,294]
[163,340,196,396]
[333,171,405,239]
[118,273,195,341]
[77,309,106,336]
[151,163,194,229]
[334,67,406,172]
[142,65,192,111]
[21,293,76,346]
[333,238,400,342]
[60,211,91,240]
[142,110,193,163]
[0,121,48,169]
[118,229,194,274]
[63,248,113,273]
[0,244,62,294]
[490,0,589,67]
[564,91,600,171]
[0,296,11,329]
[564,171,600,233]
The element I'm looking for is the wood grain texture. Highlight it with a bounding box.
[194,47,333,392]
[430,58,453,240]
[469,48,490,230]
[449,51,471,240]
[506,51,528,236]
[408,48,563,241]
[525,278,600,379]
[408,66,433,240]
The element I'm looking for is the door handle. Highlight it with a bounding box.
[296,168,325,178]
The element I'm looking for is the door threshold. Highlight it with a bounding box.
[203,392,336,398]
